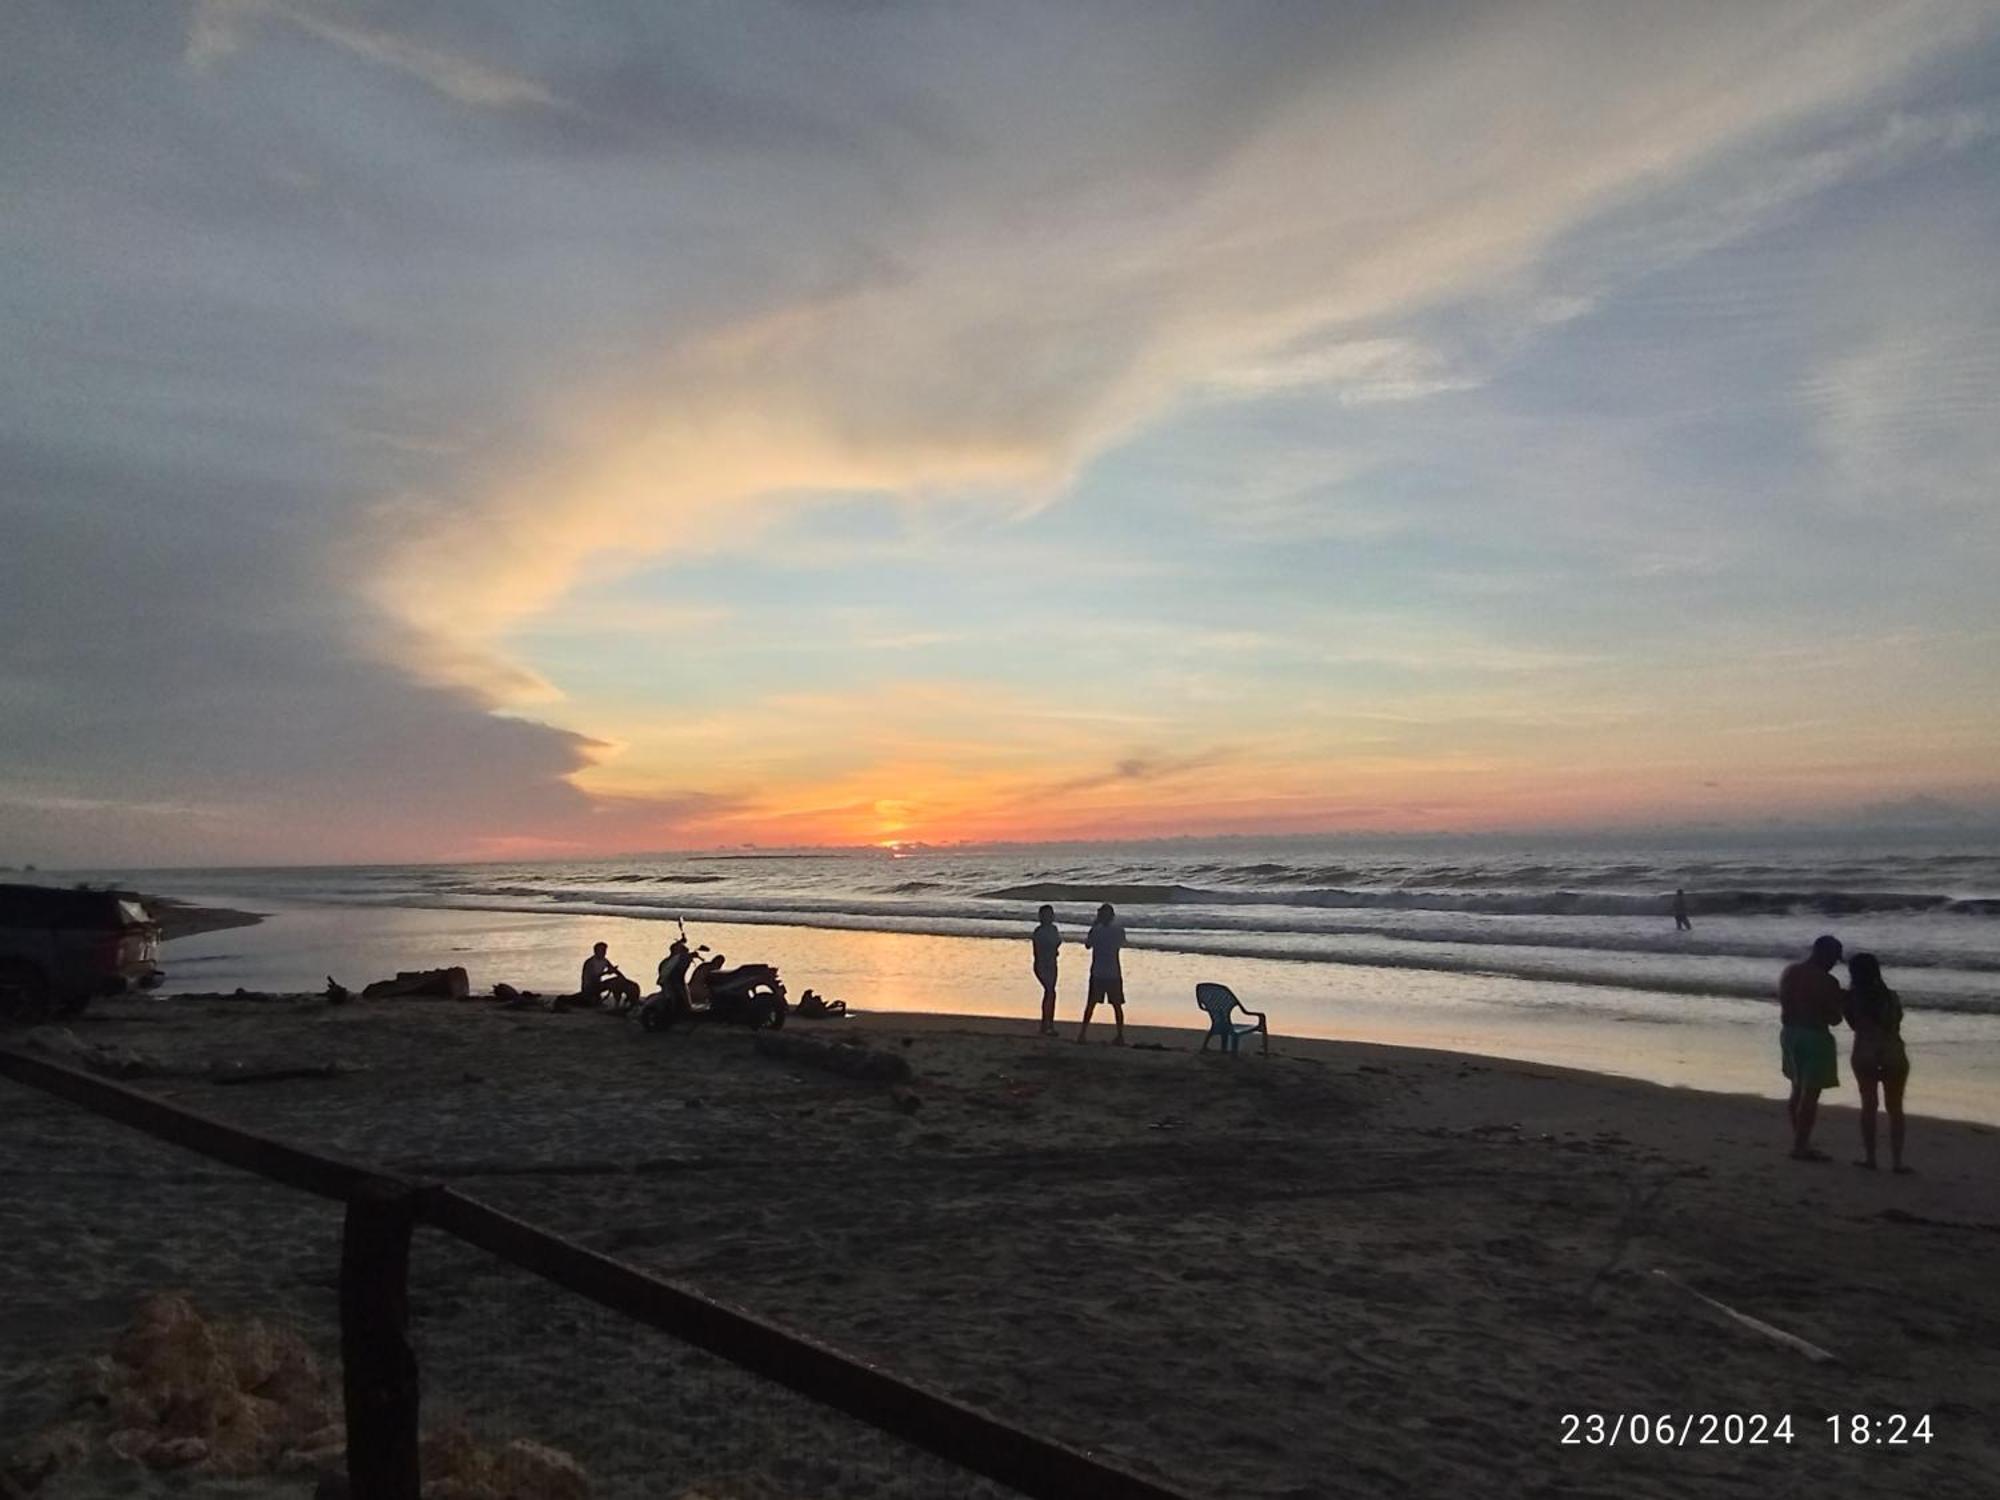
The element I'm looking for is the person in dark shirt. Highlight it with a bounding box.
[581,942,640,1010]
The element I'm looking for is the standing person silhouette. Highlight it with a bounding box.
[1777,935,1845,1161]
[1672,888,1692,932]
[1031,904,1062,1036]
[1844,952,1912,1173]
[1077,903,1128,1046]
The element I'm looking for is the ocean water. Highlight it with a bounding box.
[72,834,2000,1122]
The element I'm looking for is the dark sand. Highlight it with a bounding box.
[2,996,1994,1498]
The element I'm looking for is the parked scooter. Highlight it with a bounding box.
[637,921,787,1032]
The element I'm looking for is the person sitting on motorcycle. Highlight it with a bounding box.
[581,942,640,1010]
[686,951,726,1010]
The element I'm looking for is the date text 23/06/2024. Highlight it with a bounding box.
[1560,1414,1935,1447]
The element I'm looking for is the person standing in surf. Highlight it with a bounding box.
[1077,902,1128,1046]
[1672,888,1692,932]
[1032,904,1062,1036]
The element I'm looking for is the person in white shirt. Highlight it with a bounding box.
[1077,902,1127,1045]
[1031,904,1062,1036]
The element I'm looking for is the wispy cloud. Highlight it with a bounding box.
[1206,337,1481,404]
[348,3,1998,705]
[189,1,561,110]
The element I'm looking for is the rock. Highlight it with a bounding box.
[110,1293,238,1433]
[324,977,350,1004]
[492,983,520,1002]
[361,967,471,1001]
[88,1294,336,1478]
[4,1421,90,1490]
[426,1481,503,1500]
[495,1439,590,1500]
[106,1427,159,1463]
[151,1436,210,1468]
[225,1318,326,1414]
[278,1433,346,1475]
[419,1425,485,1484]
[419,1425,589,1500]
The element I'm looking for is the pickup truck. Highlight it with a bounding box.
[0,883,162,1023]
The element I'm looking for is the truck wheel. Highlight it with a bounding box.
[0,961,52,1026]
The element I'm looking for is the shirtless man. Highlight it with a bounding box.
[1776,935,1845,1161]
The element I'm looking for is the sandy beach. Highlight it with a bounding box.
[3,989,1994,1499]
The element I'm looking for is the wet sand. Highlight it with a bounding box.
[147,898,265,943]
[2,995,1995,1498]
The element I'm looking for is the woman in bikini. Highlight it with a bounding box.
[1843,952,1911,1173]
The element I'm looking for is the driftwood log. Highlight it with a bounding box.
[360,968,470,1001]
[1651,1268,1837,1362]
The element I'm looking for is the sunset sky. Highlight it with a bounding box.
[5,1,1999,865]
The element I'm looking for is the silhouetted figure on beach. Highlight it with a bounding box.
[1077,902,1127,1045]
[1672,888,1692,931]
[1844,952,1911,1173]
[582,942,640,1010]
[1777,935,1845,1161]
[1032,904,1062,1036]
[796,988,847,1019]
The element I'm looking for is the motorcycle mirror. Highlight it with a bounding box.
[698,944,712,953]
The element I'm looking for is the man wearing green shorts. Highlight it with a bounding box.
[1776,935,1846,1161]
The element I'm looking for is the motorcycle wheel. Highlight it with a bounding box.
[759,996,785,1030]
[638,1003,666,1033]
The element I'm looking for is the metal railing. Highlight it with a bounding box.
[0,1046,1196,1500]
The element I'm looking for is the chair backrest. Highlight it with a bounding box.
[1194,982,1237,1019]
